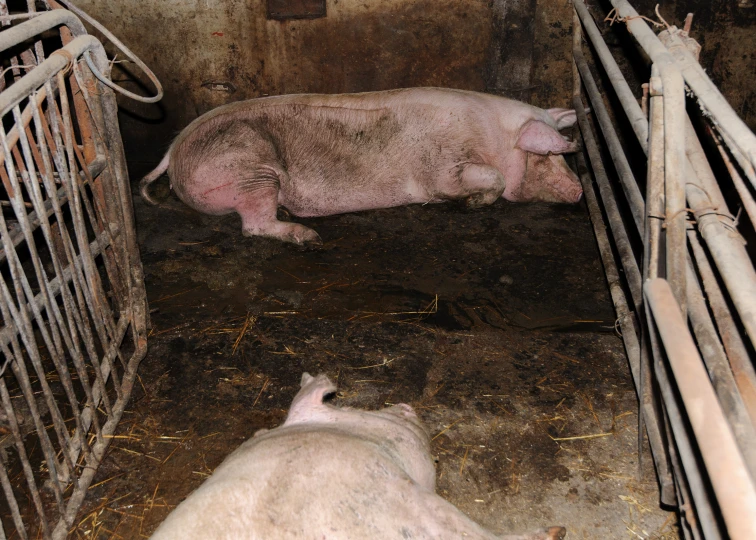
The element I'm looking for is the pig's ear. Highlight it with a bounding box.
[516,120,579,155]
[300,372,314,387]
[546,108,578,130]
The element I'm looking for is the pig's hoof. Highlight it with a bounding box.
[538,527,567,540]
[547,527,566,540]
[295,230,323,247]
[465,192,496,209]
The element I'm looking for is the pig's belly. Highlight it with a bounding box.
[278,164,451,217]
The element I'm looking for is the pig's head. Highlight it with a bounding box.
[503,108,582,204]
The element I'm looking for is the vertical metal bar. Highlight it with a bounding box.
[0,378,50,538]
[655,67,688,315]
[574,146,675,500]
[572,0,648,146]
[0,442,30,540]
[713,134,756,228]
[46,78,111,421]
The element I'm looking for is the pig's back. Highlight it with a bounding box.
[150,428,497,540]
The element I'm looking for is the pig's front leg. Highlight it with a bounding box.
[458,164,507,208]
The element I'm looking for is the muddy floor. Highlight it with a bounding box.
[72,184,678,539]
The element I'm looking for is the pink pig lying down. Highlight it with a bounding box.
[150,373,566,540]
[140,88,582,245]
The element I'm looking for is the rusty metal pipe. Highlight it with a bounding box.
[0,10,86,53]
[574,145,675,500]
[645,278,756,538]
[714,135,756,228]
[661,24,756,185]
[573,48,644,235]
[688,233,756,423]
[573,96,643,310]
[0,35,103,117]
[572,0,648,146]
[649,65,687,315]
[684,260,756,477]
[642,74,678,505]
[646,311,720,539]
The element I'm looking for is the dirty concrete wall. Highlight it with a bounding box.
[72,0,578,175]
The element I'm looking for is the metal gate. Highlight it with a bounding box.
[0,8,148,539]
[572,0,756,536]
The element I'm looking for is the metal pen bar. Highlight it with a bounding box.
[572,0,648,146]
[684,260,756,477]
[574,145,675,498]
[645,278,756,538]
[573,48,645,235]
[660,19,756,186]
[646,310,715,539]
[688,232,756,423]
[573,96,643,310]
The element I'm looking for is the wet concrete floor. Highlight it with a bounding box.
[74,186,678,539]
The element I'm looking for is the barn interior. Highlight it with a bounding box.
[1,0,756,538]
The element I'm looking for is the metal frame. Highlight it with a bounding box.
[0,8,148,540]
[572,0,756,536]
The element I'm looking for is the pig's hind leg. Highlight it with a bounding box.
[458,164,506,209]
[235,167,322,246]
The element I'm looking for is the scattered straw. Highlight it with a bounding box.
[232,313,255,355]
[552,351,580,364]
[549,432,613,441]
[89,472,125,489]
[349,356,404,370]
[161,432,190,465]
[152,285,201,304]
[432,418,464,441]
[580,392,602,429]
[152,322,192,337]
[253,378,271,408]
[459,446,470,474]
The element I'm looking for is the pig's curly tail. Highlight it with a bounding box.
[139,153,170,205]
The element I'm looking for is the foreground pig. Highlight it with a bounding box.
[151,373,566,540]
[140,88,582,245]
